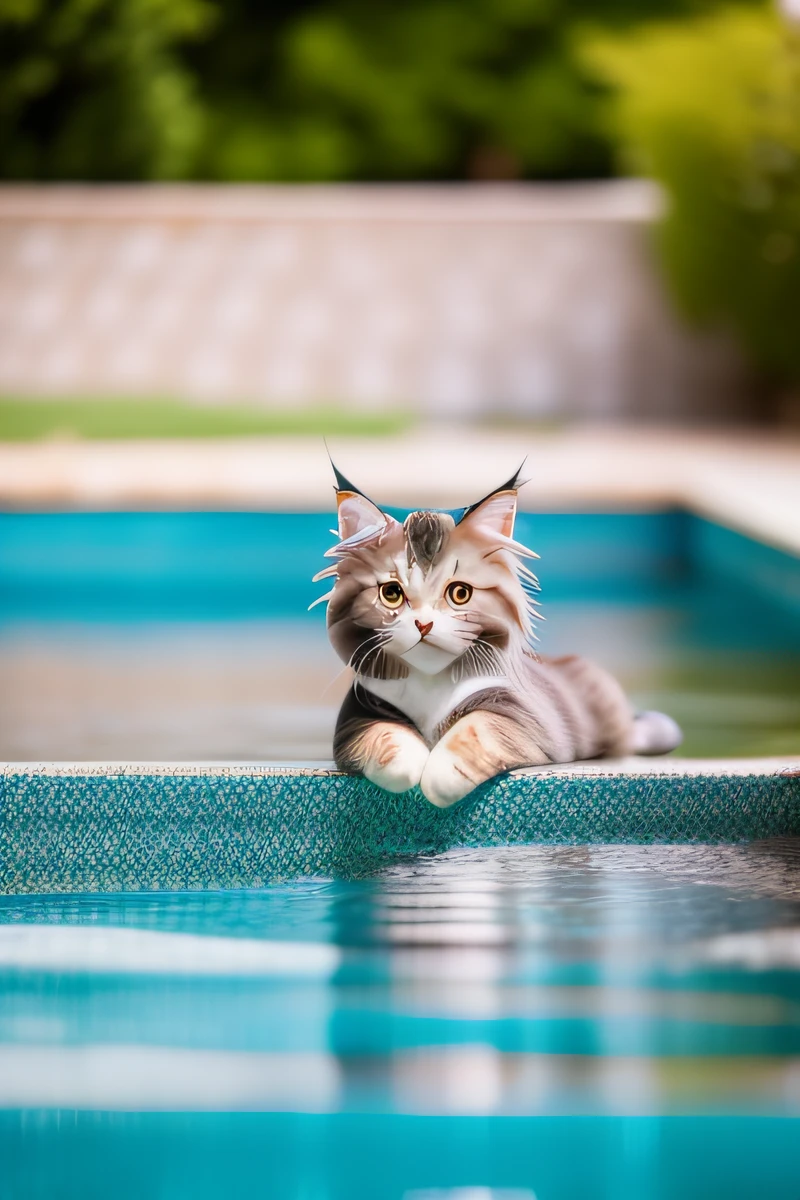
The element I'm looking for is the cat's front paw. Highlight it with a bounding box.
[363,728,430,794]
[419,746,477,808]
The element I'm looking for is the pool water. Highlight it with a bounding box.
[0,509,799,759]
[1,508,799,1197]
[1,844,799,1198]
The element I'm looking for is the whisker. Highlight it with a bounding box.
[347,631,388,672]
[472,637,506,675]
[350,637,387,670]
[320,663,354,699]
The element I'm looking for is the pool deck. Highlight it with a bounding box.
[2,758,799,893]
[1,426,800,555]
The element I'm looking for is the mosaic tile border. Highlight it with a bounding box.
[1,759,798,894]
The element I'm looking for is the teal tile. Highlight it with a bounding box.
[1,765,798,894]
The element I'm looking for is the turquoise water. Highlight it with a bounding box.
[1,509,799,758]
[1,844,800,1197]
[1,510,799,1194]
[3,1114,799,1200]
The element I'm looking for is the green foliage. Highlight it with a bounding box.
[0,396,413,440]
[0,0,215,179]
[188,0,615,181]
[2,0,749,182]
[584,6,800,385]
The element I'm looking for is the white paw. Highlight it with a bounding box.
[419,746,476,808]
[364,731,430,794]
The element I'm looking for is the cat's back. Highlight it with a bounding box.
[517,650,634,759]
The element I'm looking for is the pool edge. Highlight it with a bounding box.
[2,758,799,894]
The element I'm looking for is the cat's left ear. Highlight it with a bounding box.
[459,489,517,538]
[458,463,527,538]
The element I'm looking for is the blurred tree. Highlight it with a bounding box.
[0,0,215,179]
[188,0,744,182]
[189,0,612,181]
[1,0,761,182]
[584,6,800,397]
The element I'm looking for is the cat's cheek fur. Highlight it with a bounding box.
[355,724,430,794]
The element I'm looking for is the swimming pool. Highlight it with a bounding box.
[1,509,799,760]
[0,507,798,1197]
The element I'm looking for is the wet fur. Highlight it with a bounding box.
[318,471,682,807]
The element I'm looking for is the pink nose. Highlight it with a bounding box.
[415,619,433,638]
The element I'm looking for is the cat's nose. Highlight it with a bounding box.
[415,619,433,638]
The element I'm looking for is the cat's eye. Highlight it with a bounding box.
[446,581,473,607]
[378,581,406,609]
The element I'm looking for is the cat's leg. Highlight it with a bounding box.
[344,721,430,793]
[420,708,547,809]
[334,684,429,793]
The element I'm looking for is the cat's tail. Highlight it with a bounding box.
[631,710,682,756]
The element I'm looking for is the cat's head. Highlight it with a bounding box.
[314,465,540,680]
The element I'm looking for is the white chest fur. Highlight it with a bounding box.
[358,669,507,744]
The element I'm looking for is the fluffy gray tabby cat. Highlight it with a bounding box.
[314,464,681,807]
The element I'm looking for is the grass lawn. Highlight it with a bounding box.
[0,397,414,441]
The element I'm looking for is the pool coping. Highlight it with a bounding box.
[3,757,800,777]
[2,428,800,558]
[2,758,799,894]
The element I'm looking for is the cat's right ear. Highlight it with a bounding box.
[336,491,391,542]
[327,454,400,548]
[335,489,386,542]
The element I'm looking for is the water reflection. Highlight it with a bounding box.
[2,844,800,1198]
[1,844,798,1117]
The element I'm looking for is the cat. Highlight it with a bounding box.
[314,462,682,808]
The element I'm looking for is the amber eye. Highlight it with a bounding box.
[379,581,406,609]
[446,581,473,607]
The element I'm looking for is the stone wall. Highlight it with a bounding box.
[0,182,749,421]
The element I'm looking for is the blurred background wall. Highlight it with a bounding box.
[0,182,748,421]
[1,0,799,425]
